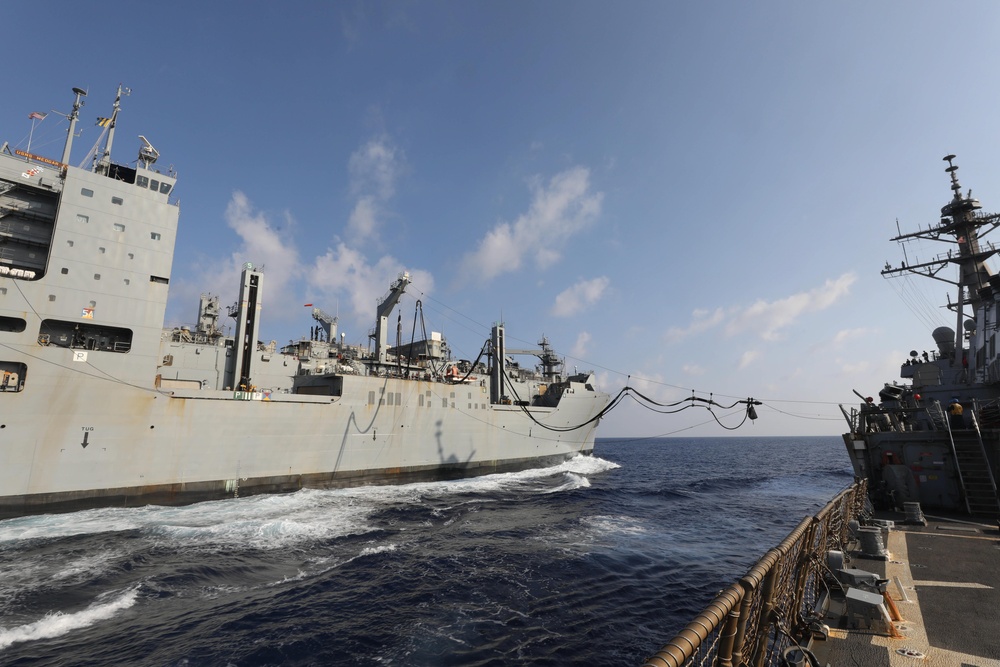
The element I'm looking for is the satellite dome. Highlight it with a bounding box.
[932,326,955,356]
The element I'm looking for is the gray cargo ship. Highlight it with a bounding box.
[0,87,609,518]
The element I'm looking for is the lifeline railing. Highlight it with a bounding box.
[641,479,868,667]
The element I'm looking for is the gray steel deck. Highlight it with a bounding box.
[814,514,1000,666]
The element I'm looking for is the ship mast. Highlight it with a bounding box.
[882,155,1000,364]
[60,87,87,166]
[93,84,130,175]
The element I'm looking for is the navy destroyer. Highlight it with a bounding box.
[0,87,610,517]
[841,155,1000,518]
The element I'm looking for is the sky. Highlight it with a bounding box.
[4,1,1000,438]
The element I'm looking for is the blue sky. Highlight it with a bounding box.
[5,2,1000,437]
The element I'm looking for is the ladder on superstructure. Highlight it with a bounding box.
[950,411,1000,517]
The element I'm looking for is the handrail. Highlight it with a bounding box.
[969,409,999,497]
[641,480,867,667]
[938,399,972,514]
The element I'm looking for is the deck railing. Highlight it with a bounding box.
[641,479,868,667]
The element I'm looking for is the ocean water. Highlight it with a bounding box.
[0,436,853,666]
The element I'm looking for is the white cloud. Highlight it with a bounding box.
[738,349,760,369]
[224,192,300,281]
[665,273,857,344]
[552,276,610,317]
[349,137,399,200]
[725,273,856,341]
[459,166,602,284]
[664,308,725,344]
[571,331,592,357]
[347,196,380,242]
[681,363,706,376]
[832,327,874,347]
[343,136,403,244]
[171,191,304,331]
[308,243,434,331]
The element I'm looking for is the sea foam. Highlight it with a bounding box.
[0,588,138,650]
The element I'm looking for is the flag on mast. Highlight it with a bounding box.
[27,112,47,153]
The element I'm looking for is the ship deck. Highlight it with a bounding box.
[813,511,1000,666]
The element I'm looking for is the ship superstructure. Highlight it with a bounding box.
[0,87,609,517]
[842,156,1000,516]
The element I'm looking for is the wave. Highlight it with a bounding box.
[0,588,138,651]
[688,474,759,493]
[358,543,398,557]
[581,514,650,538]
[0,456,618,553]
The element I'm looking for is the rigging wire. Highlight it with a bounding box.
[888,273,943,333]
[491,335,762,433]
[3,269,839,430]
[411,280,840,413]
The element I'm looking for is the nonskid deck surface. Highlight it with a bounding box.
[814,512,1000,666]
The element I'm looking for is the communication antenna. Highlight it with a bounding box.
[93,83,131,175]
[60,87,88,166]
[138,135,159,169]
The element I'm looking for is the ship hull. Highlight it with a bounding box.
[0,451,591,519]
[0,372,604,518]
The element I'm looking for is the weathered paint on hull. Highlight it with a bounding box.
[0,370,605,517]
[0,449,591,519]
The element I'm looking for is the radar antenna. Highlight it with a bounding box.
[944,154,963,202]
[138,135,159,169]
[882,155,1000,364]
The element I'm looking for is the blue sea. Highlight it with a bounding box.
[0,437,853,666]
